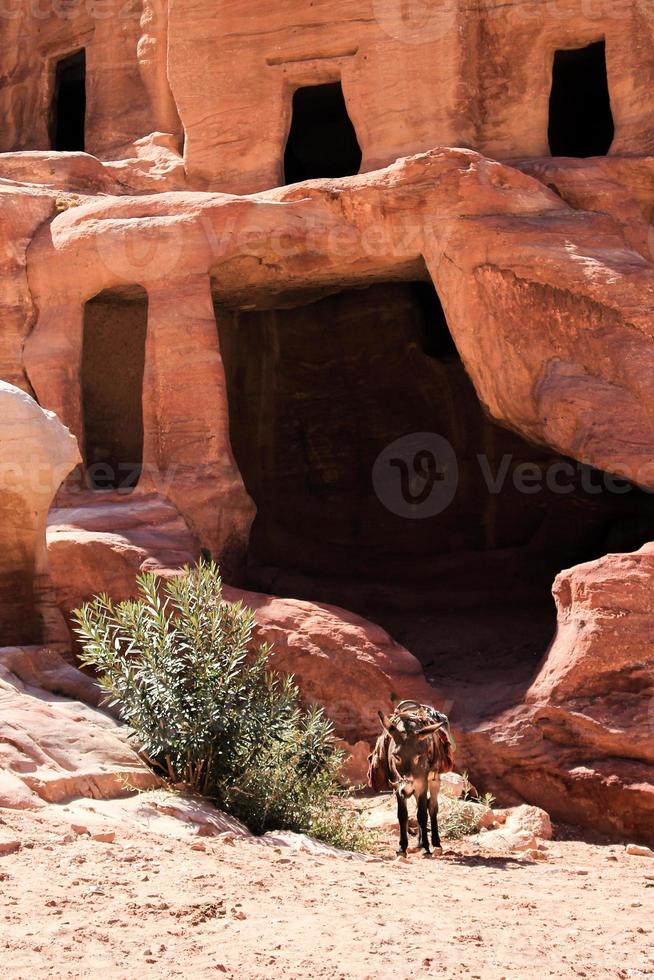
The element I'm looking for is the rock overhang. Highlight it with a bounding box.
[21,148,654,492]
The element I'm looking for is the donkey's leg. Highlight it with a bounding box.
[428,775,442,852]
[396,792,409,855]
[417,790,431,855]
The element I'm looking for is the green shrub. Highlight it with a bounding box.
[73,560,370,851]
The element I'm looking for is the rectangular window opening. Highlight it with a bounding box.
[50,49,86,152]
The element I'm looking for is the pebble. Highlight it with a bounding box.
[92,832,115,844]
[0,838,21,856]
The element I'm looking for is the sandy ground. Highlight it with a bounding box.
[1,805,653,980]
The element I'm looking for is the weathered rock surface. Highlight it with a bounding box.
[626,843,654,857]
[0,645,104,708]
[0,383,80,645]
[0,138,186,196]
[60,791,353,855]
[471,804,553,853]
[0,835,21,856]
[0,1,153,158]
[47,492,199,633]
[23,149,654,499]
[532,545,654,709]
[2,0,654,192]
[61,791,251,843]
[515,156,654,263]
[222,586,437,741]
[455,547,654,844]
[0,646,159,807]
[166,0,654,191]
[0,188,54,390]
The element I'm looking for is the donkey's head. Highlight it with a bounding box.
[378,710,443,798]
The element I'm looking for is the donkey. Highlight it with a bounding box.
[368,701,455,857]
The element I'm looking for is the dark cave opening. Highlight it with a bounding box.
[217,280,654,700]
[50,50,86,152]
[548,40,614,157]
[82,289,147,491]
[284,82,362,184]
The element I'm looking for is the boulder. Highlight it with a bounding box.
[531,546,654,708]
[626,844,654,858]
[493,805,553,841]
[222,585,439,742]
[47,492,199,631]
[0,646,104,708]
[469,804,552,852]
[0,646,159,807]
[0,383,80,644]
[0,836,21,856]
[458,548,654,844]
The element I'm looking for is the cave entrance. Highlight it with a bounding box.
[548,40,614,157]
[82,288,147,491]
[50,49,86,152]
[217,279,654,704]
[284,82,362,184]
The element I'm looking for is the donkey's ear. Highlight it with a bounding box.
[417,723,444,737]
[378,711,393,732]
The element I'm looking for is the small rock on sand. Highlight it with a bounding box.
[0,837,21,856]
[91,832,116,844]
